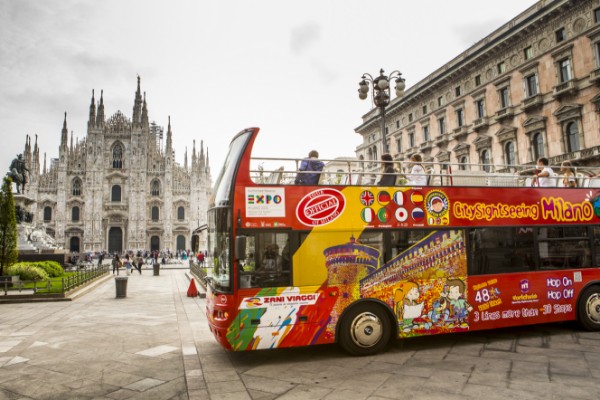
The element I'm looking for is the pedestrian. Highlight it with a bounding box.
[124,255,132,275]
[98,252,104,267]
[377,153,396,186]
[112,254,121,275]
[294,150,325,185]
[136,254,143,274]
[197,251,205,267]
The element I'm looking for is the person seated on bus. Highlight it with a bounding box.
[560,160,577,188]
[404,154,428,186]
[294,150,325,185]
[377,153,396,186]
[260,244,282,273]
[533,157,555,187]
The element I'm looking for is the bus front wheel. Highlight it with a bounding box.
[338,303,391,356]
[578,285,600,331]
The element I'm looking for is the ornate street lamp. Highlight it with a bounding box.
[358,68,405,154]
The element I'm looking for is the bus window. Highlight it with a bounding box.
[538,226,591,269]
[238,231,291,288]
[357,231,384,263]
[468,227,535,275]
[391,230,429,259]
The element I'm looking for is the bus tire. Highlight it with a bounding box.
[338,302,391,356]
[578,285,600,331]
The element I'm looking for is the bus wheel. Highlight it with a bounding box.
[339,303,391,356]
[578,285,600,331]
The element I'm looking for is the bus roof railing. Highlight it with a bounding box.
[248,157,600,188]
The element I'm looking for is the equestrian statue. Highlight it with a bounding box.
[7,153,29,194]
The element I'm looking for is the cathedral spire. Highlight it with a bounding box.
[141,92,149,127]
[70,130,74,152]
[88,90,96,128]
[60,112,68,149]
[166,115,173,151]
[199,140,205,171]
[192,139,197,168]
[96,90,105,127]
[184,146,188,170]
[43,152,47,174]
[132,75,143,125]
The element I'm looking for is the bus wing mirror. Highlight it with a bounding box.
[235,235,247,260]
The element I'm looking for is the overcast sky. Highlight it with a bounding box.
[0,0,538,178]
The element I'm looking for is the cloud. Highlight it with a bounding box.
[290,22,321,54]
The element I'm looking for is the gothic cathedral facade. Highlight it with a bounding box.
[20,77,212,255]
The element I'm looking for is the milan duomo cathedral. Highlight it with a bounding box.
[18,77,212,255]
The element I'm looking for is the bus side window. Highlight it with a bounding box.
[239,231,291,288]
[468,227,535,275]
[538,226,592,270]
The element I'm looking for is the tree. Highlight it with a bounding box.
[0,177,18,275]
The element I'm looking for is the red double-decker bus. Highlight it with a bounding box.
[204,127,600,355]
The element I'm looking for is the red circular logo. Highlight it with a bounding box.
[296,188,345,226]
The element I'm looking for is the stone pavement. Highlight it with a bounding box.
[1,268,600,400]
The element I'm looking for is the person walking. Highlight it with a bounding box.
[112,254,121,275]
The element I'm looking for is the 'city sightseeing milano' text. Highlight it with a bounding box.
[453,197,594,222]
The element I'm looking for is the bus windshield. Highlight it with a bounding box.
[207,128,255,293]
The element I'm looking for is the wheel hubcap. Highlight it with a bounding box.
[350,312,383,348]
[587,293,600,324]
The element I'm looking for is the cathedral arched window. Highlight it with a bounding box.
[72,178,82,196]
[72,206,80,222]
[177,206,185,221]
[112,144,123,169]
[151,206,159,221]
[151,180,160,196]
[43,206,52,222]
[111,185,122,202]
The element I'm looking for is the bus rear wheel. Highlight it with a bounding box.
[578,285,600,331]
[339,303,391,356]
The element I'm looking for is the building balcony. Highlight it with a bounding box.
[522,94,543,112]
[471,117,489,132]
[451,126,468,141]
[104,202,128,212]
[590,68,600,84]
[419,140,434,152]
[435,133,451,146]
[495,106,515,122]
[553,80,577,98]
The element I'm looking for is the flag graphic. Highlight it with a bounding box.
[393,191,405,206]
[247,195,254,204]
[360,190,375,206]
[361,208,375,223]
[377,207,390,223]
[411,191,424,204]
[412,207,425,221]
[378,191,391,205]
[395,207,408,222]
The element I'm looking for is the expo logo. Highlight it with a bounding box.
[296,188,345,226]
[247,194,282,205]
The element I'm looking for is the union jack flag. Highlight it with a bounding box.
[360,190,374,206]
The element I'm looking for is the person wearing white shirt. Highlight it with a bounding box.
[405,154,428,186]
[534,157,555,187]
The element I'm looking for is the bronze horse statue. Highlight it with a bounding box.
[7,154,29,194]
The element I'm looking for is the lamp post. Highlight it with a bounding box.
[358,68,405,155]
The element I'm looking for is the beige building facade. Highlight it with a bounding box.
[356,0,600,176]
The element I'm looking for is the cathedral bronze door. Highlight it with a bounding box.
[150,236,160,252]
[108,227,123,254]
[70,237,80,253]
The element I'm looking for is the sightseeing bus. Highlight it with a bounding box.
[204,127,600,355]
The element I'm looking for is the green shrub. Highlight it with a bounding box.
[35,261,64,277]
[10,261,64,278]
[5,264,49,281]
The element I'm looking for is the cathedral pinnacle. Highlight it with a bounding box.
[88,90,96,128]
[96,90,105,127]
[166,115,173,151]
[61,112,68,148]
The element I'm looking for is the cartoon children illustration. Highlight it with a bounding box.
[440,278,473,328]
[393,281,424,332]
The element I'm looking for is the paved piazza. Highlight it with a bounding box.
[1,268,600,399]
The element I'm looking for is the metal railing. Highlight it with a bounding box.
[1,265,109,296]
